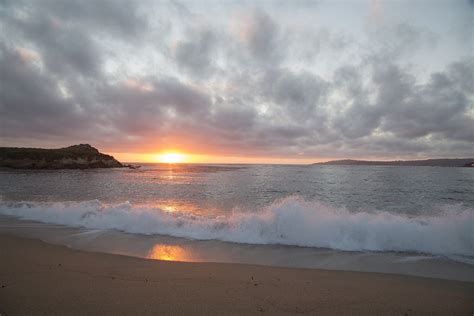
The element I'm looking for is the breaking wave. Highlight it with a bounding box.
[0,197,472,257]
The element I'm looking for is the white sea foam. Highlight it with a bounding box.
[0,197,472,257]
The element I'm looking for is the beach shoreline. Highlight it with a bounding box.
[1,234,473,315]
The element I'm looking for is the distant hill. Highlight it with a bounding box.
[0,144,123,169]
[313,158,474,167]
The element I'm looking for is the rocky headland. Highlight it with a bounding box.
[0,144,124,169]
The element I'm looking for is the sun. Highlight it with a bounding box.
[156,152,186,163]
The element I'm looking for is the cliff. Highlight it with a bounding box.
[313,158,474,167]
[0,144,123,169]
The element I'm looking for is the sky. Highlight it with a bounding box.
[0,0,473,163]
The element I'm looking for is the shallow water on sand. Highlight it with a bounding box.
[1,216,473,282]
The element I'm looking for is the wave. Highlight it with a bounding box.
[0,197,472,257]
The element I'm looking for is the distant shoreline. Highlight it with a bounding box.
[313,158,474,167]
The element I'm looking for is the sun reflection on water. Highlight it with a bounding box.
[155,200,200,214]
[147,244,194,262]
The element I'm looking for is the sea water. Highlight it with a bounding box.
[1,164,473,281]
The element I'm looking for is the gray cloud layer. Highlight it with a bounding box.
[0,0,473,159]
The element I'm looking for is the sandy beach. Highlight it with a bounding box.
[0,234,472,315]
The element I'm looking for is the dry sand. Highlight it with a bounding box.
[0,234,473,315]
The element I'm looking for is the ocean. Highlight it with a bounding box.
[1,164,473,281]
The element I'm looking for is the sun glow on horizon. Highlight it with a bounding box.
[155,152,186,163]
[112,151,330,164]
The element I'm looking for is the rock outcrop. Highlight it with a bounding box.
[0,144,123,169]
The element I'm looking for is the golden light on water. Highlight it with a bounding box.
[147,244,193,262]
[155,152,186,163]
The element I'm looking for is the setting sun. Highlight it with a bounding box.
[156,152,186,163]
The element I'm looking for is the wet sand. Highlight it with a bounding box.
[1,234,473,315]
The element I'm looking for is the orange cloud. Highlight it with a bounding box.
[123,79,154,92]
[15,47,40,63]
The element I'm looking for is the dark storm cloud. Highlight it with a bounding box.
[19,19,100,77]
[263,69,328,122]
[0,0,472,159]
[373,61,473,141]
[331,65,381,139]
[344,136,431,157]
[1,0,146,78]
[173,29,217,76]
[326,58,474,147]
[0,0,148,144]
[0,44,90,139]
[233,9,284,66]
[210,98,256,132]
[100,77,211,134]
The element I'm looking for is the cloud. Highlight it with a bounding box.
[173,29,217,76]
[373,60,473,141]
[232,9,283,65]
[262,69,328,122]
[0,44,93,140]
[98,76,212,136]
[1,0,148,78]
[0,1,472,159]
